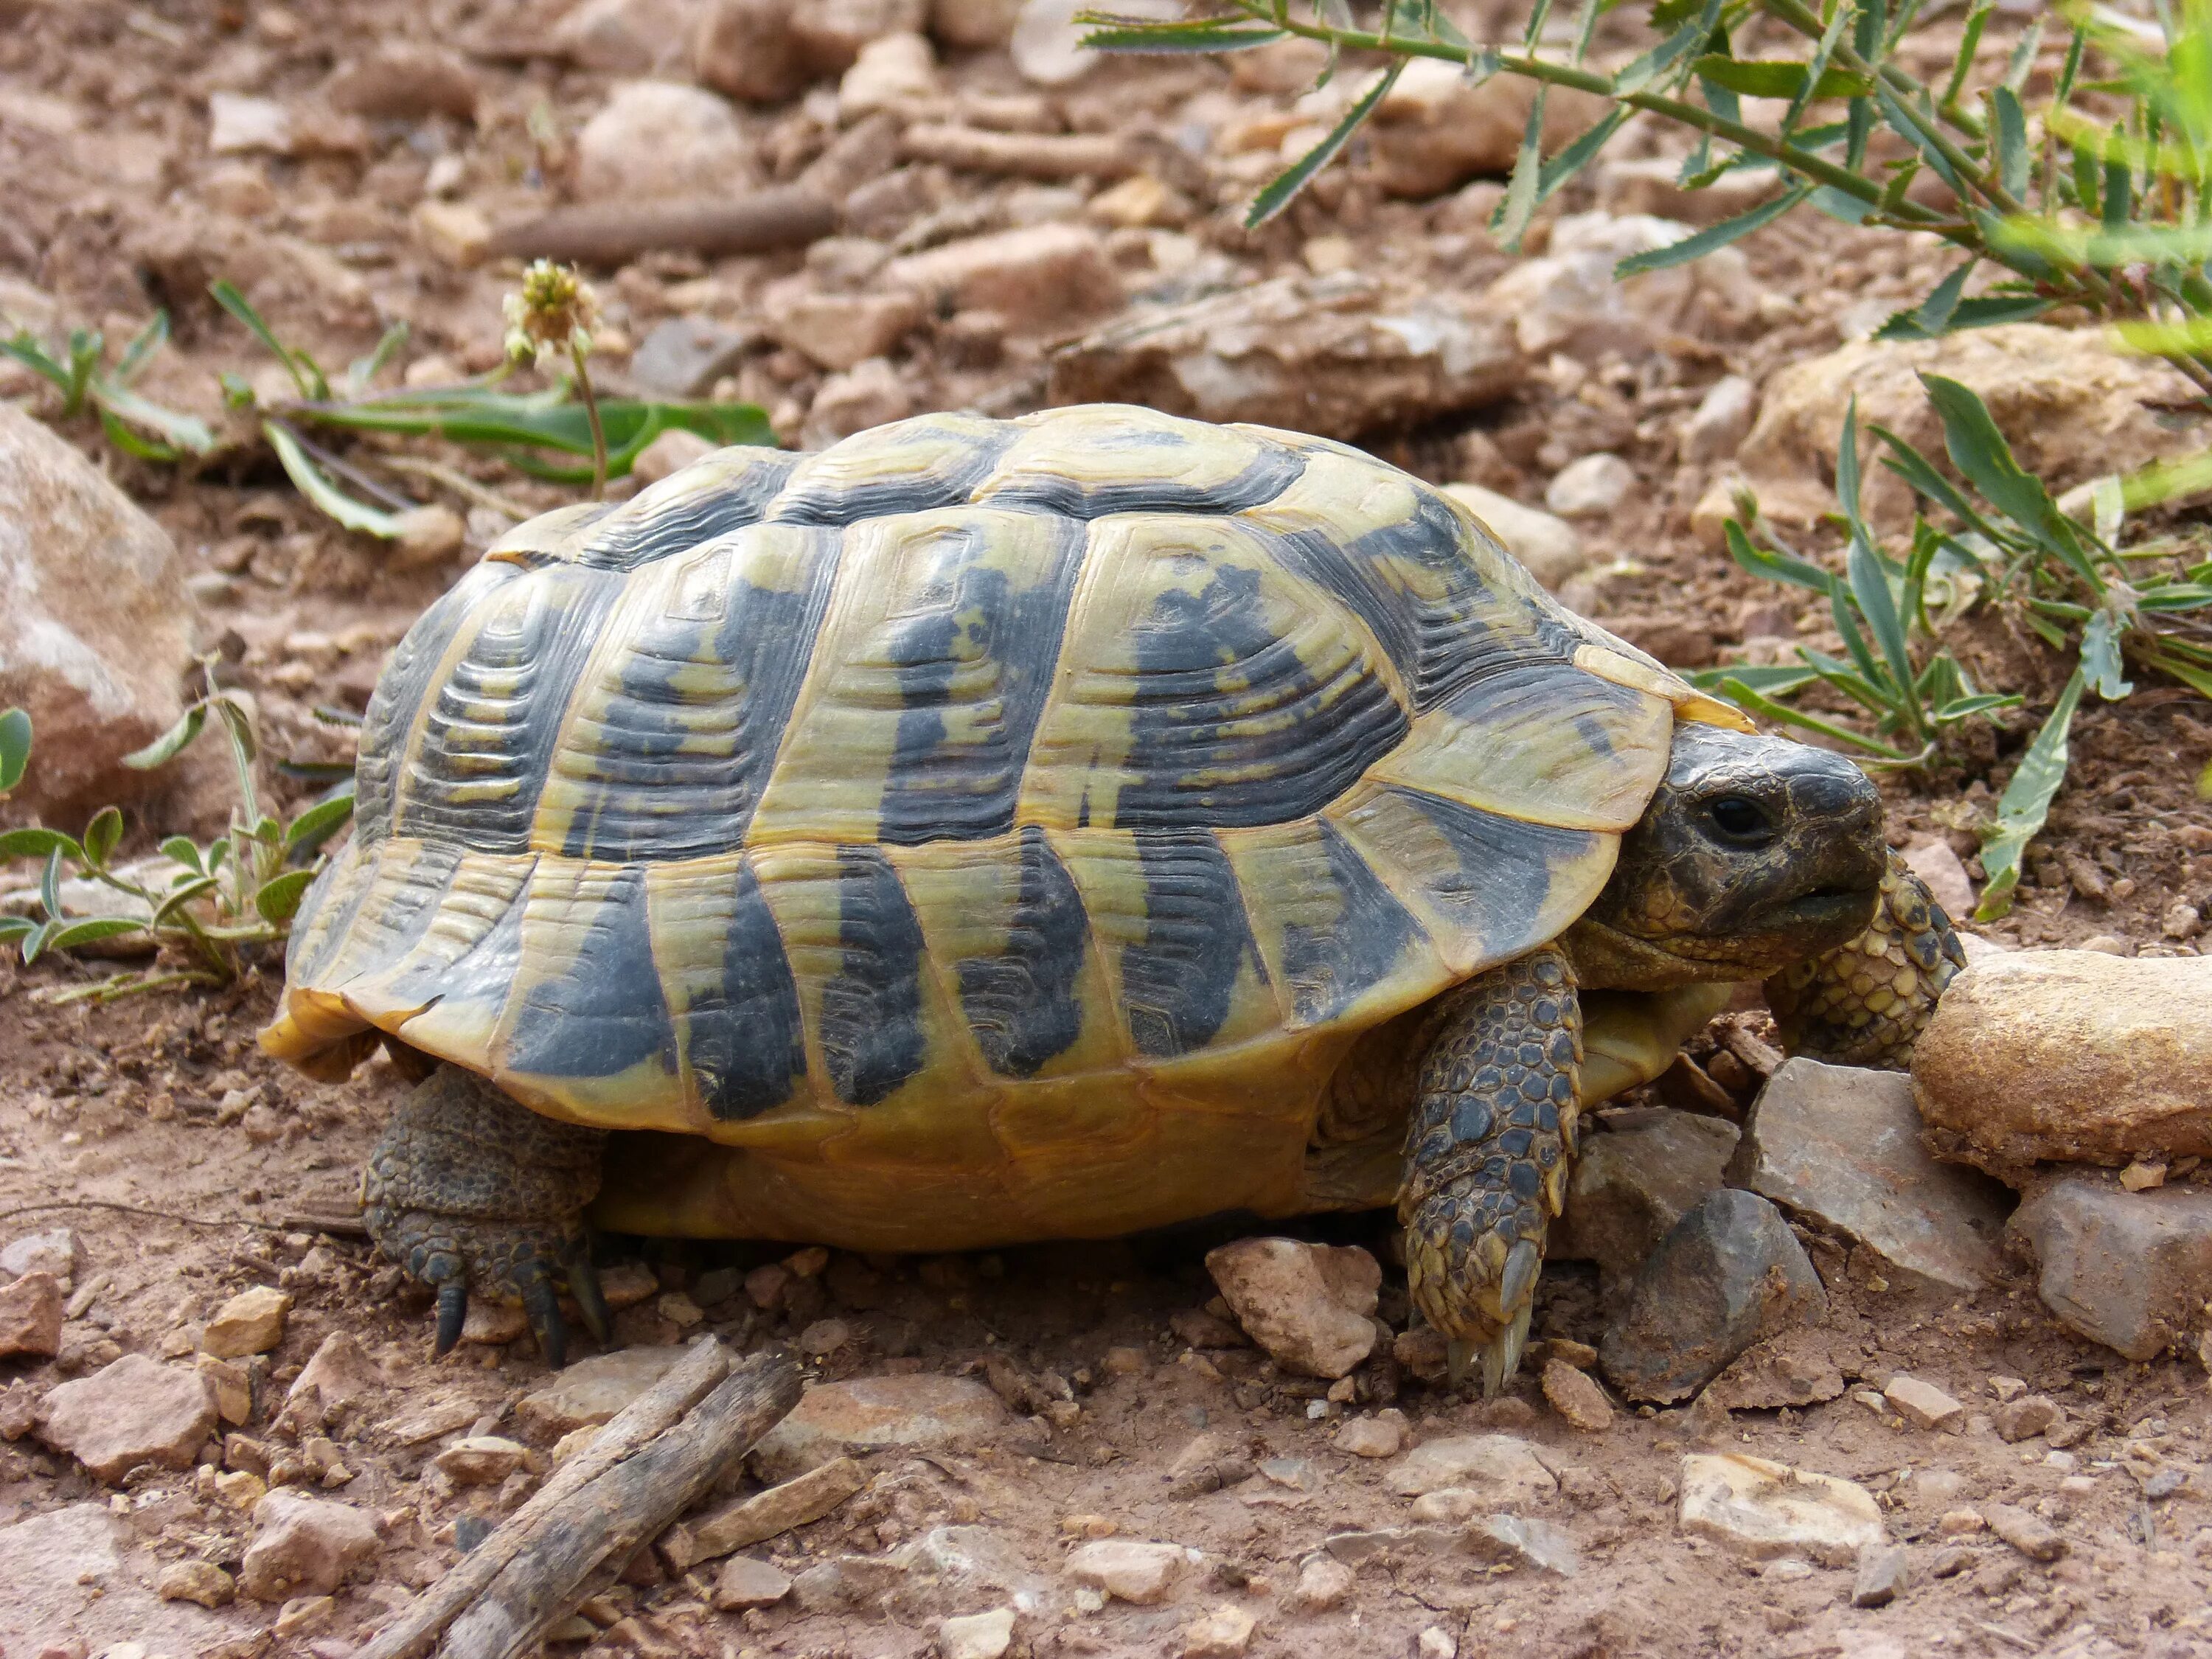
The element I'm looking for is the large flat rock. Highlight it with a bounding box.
[1913,952,2212,1181]
[0,1503,229,1652]
[1733,1059,2009,1291]
[2009,1173,2212,1361]
[751,1374,1012,1482]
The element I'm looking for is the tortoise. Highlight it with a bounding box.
[260,404,1964,1393]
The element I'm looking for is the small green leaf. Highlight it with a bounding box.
[1691,55,1867,101]
[111,310,169,386]
[1078,19,1288,52]
[0,707,30,794]
[0,827,79,863]
[282,793,355,852]
[1723,519,1835,594]
[81,806,122,869]
[159,835,205,876]
[122,705,206,771]
[1245,60,1404,229]
[94,382,218,456]
[96,406,181,463]
[1918,375,2102,591]
[1991,86,2030,201]
[347,320,411,397]
[40,848,63,921]
[1975,666,2087,919]
[254,868,316,925]
[47,917,149,953]
[19,918,56,964]
[263,421,407,539]
[209,280,313,400]
[152,874,220,927]
[215,696,260,768]
[1,333,72,397]
[0,916,33,945]
[1615,185,1810,276]
[1874,264,1969,341]
[1493,78,1552,252]
[2080,608,2134,700]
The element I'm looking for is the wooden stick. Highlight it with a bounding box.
[900,124,1139,181]
[440,1353,803,1655]
[358,1338,766,1659]
[488,188,838,266]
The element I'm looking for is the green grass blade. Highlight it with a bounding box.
[1975,664,2087,919]
[1615,184,1810,276]
[94,383,218,456]
[112,310,169,386]
[1848,529,1921,731]
[1715,676,1911,758]
[122,705,204,771]
[263,421,406,540]
[209,280,312,400]
[1723,518,1835,593]
[1246,60,1403,229]
[0,706,28,794]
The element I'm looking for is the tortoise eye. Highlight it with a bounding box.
[1705,794,1773,844]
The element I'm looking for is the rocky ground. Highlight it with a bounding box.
[2,1,2212,1656]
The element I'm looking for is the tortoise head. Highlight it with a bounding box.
[1567,723,1885,988]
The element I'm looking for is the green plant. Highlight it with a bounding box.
[211,280,769,536]
[1080,1,2212,393]
[0,671,352,1001]
[2,313,218,462]
[1699,377,2212,917]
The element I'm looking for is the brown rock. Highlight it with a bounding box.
[0,1270,63,1359]
[157,1559,236,1608]
[1984,1501,2066,1562]
[0,403,199,821]
[712,1553,794,1610]
[1066,1538,1187,1604]
[931,0,1019,49]
[1541,1358,1613,1433]
[37,1354,216,1483]
[323,46,480,122]
[1293,1552,1356,1612]
[695,0,812,100]
[1204,1238,1380,1380]
[554,0,711,74]
[288,1332,382,1411]
[433,1436,530,1486]
[1994,1395,2060,1444]
[1363,57,1607,198]
[884,223,1119,331]
[238,1492,380,1601]
[2008,1174,2212,1361]
[1334,1414,1405,1458]
[195,1354,253,1425]
[803,358,917,447]
[751,1374,1009,1481]
[1182,1603,1256,1658]
[1913,953,2212,1179]
[664,1455,867,1568]
[1052,273,1517,441]
[1882,1374,1964,1433]
[1739,327,2212,532]
[201,1285,291,1359]
[768,289,925,372]
[1704,1333,1846,1411]
[574,81,754,203]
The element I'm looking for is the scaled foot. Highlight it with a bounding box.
[1764,852,1966,1068]
[363,1065,611,1366]
[1398,947,1582,1397]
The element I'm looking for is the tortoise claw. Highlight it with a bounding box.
[434,1281,467,1358]
[566,1245,611,1346]
[523,1274,568,1370]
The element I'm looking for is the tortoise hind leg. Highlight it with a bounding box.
[1764,852,1966,1068]
[1398,946,1581,1398]
[363,1065,611,1366]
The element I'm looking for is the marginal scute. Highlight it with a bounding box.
[574,445,804,571]
[768,409,1012,526]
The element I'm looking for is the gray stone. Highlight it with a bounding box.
[574,80,755,203]
[0,403,200,821]
[1680,375,1758,465]
[1852,1543,1910,1607]
[751,1375,1011,1482]
[1600,1189,1826,1404]
[1552,1108,1739,1293]
[1545,452,1637,518]
[0,1228,78,1288]
[1463,1513,1579,1577]
[2008,1173,2212,1361]
[1387,1434,1556,1501]
[629,316,755,398]
[1731,1059,2008,1292]
[518,1346,689,1436]
[0,1503,228,1653]
[1677,1453,1884,1565]
[1049,273,1518,442]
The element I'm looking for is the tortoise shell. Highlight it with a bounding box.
[262,406,1738,1247]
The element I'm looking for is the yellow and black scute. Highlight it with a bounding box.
[262,405,1727,1249]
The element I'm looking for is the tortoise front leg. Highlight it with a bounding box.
[1764,852,1966,1068]
[364,1066,613,1367]
[1399,945,1581,1398]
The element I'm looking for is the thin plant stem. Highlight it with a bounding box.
[571,339,608,501]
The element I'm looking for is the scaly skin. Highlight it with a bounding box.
[1398,946,1581,1397]
[363,1066,611,1365]
[1765,854,1966,1068]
